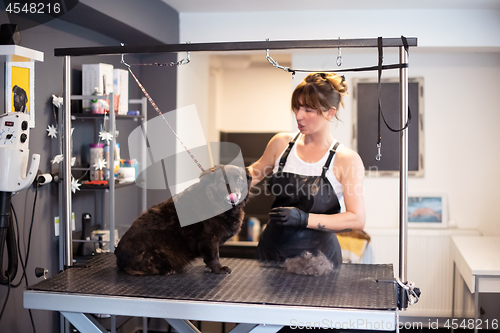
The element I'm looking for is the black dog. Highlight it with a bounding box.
[12,85,28,113]
[115,165,252,275]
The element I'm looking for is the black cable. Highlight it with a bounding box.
[6,188,38,332]
[11,204,27,288]
[0,274,10,321]
[24,185,38,276]
[24,185,38,333]
[0,192,17,285]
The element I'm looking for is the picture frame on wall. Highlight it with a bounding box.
[352,77,424,177]
[5,61,35,127]
[408,193,448,228]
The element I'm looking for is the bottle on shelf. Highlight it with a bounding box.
[89,143,104,181]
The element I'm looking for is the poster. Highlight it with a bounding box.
[5,61,35,127]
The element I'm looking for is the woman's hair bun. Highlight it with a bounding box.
[324,73,348,95]
[291,72,349,119]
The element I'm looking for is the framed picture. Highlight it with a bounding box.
[5,61,35,127]
[408,193,448,228]
[352,77,424,177]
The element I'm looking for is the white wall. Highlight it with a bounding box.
[178,10,500,48]
[177,9,500,236]
[291,50,500,234]
[215,65,293,133]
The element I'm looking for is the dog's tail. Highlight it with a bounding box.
[283,251,334,276]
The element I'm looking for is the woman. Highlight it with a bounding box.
[248,72,366,266]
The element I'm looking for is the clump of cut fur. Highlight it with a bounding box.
[283,251,334,276]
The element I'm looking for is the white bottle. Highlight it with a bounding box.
[247,217,261,242]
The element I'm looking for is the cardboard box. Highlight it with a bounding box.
[82,63,114,111]
[113,69,129,115]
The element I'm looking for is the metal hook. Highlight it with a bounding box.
[120,43,130,68]
[336,37,342,67]
[375,143,382,161]
[178,51,190,65]
[265,45,290,73]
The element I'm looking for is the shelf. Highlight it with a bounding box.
[0,45,44,62]
[71,113,144,120]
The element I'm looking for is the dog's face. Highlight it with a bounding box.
[12,85,28,113]
[200,165,252,207]
[174,165,252,227]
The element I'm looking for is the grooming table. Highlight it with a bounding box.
[24,253,398,333]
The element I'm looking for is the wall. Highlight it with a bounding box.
[0,3,179,332]
[212,57,293,134]
[178,9,500,237]
[178,9,500,48]
[176,9,500,319]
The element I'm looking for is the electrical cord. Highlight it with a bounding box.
[0,274,10,320]
[11,204,27,288]
[0,185,38,332]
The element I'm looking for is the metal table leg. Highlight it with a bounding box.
[249,325,283,333]
[166,319,202,333]
[61,312,107,333]
[474,275,479,333]
[230,323,259,333]
[452,262,456,319]
[451,261,456,333]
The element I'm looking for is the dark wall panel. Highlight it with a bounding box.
[0,5,178,332]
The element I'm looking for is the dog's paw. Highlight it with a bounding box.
[213,265,232,274]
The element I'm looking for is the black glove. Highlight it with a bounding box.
[269,207,309,229]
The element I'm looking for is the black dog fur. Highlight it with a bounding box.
[115,165,252,275]
[12,85,28,113]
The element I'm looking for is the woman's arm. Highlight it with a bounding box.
[307,148,366,231]
[247,133,291,187]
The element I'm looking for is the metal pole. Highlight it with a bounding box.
[398,46,409,309]
[141,97,148,213]
[54,37,418,57]
[109,93,115,253]
[62,56,73,269]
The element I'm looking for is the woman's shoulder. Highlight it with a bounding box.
[334,145,364,167]
[332,145,365,183]
[268,132,295,149]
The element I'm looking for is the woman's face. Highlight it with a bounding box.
[293,106,334,134]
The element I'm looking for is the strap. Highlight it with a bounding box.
[220,166,235,208]
[277,132,301,173]
[321,142,340,178]
[289,63,408,75]
[128,66,206,172]
[377,37,383,151]
[376,36,412,161]
[401,35,409,54]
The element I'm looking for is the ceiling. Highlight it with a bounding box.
[161,0,500,13]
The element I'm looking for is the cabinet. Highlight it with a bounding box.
[59,93,147,268]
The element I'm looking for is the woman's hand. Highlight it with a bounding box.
[269,207,309,229]
[247,133,292,186]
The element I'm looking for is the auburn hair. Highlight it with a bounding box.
[291,72,348,120]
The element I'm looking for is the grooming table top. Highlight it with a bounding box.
[27,253,396,311]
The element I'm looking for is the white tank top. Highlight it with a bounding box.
[273,134,345,204]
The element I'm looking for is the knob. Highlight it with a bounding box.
[21,120,28,130]
[6,134,13,140]
[35,267,48,279]
[20,133,27,143]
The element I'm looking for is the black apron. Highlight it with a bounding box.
[256,133,343,266]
